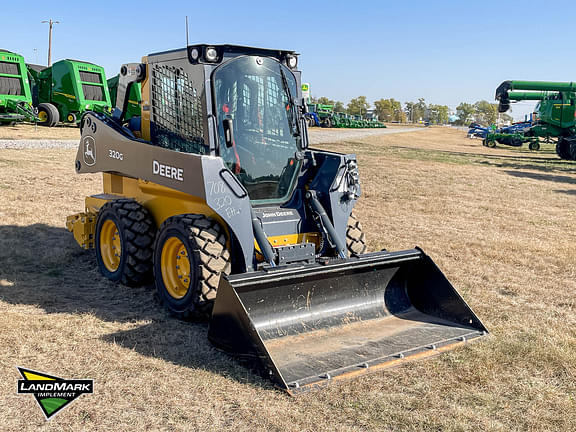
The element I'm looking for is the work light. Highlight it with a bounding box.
[189,48,200,61]
[286,54,297,69]
[205,47,219,62]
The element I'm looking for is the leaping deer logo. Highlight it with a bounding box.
[83,137,96,166]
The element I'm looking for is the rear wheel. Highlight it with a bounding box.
[37,103,59,127]
[154,215,230,320]
[95,199,156,286]
[568,138,576,161]
[346,211,367,256]
[556,137,572,160]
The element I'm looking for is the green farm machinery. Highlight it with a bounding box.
[0,50,37,124]
[495,80,576,159]
[108,74,141,121]
[482,131,540,151]
[306,103,335,127]
[28,59,111,126]
[306,104,386,129]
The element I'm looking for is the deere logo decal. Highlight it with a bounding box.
[16,367,94,420]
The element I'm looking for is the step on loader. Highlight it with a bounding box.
[67,45,487,394]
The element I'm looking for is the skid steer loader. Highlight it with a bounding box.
[67,45,487,394]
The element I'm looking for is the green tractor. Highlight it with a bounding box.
[0,50,37,125]
[495,80,576,160]
[307,103,335,127]
[107,74,141,121]
[28,59,111,127]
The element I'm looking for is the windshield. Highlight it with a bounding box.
[213,56,302,203]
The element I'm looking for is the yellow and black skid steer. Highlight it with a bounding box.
[67,44,487,394]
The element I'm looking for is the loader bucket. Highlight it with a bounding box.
[208,248,487,395]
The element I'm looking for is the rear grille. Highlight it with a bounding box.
[79,71,102,84]
[0,76,22,95]
[0,61,19,75]
[150,63,207,154]
[82,84,104,101]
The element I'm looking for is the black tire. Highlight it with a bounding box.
[307,116,316,127]
[528,141,540,151]
[37,103,59,127]
[66,112,77,124]
[322,118,333,128]
[346,211,367,256]
[486,139,496,148]
[95,199,156,286]
[556,137,572,160]
[510,137,523,147]
[482,139,487,147]
[568,139,576,161]
[154,215,230,320]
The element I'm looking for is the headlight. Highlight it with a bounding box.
[205,47,219,62]
[286,54,297,69]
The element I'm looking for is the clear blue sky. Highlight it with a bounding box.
[2,1,573,119]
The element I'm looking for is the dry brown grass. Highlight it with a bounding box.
[1,127,575,431]
[0,123,80,140]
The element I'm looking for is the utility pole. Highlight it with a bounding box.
[41,19,60,66]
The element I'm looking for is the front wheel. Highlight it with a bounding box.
[528,141,540,151]
[66,112,77,124]
[154,215,230,320]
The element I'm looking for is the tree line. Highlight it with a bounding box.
[455,101,512,126]
[310,95,513,125]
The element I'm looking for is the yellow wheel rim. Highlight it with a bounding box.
[99,219,122,272]
[161,237,191,299]
[38,111,48,122]
[67,114,74,122]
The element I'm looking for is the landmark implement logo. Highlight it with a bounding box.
[16,367,94,420]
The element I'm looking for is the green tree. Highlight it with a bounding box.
[317,96,335,106]
[347,96,370,116]
[374,98,403,122]
[455,102,476,125]
[334,101,346,113]
[405,98,427,123]
[428,104,450,124]
[474,100,498,125]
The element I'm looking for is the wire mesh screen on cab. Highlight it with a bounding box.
[150,63,207,154]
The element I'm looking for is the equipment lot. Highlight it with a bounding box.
[1,127,574,431]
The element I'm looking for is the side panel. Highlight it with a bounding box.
[77,112,254,271]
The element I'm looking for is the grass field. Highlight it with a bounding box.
[1,127,575,431]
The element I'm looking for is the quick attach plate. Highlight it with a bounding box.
[276,243,316,265]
